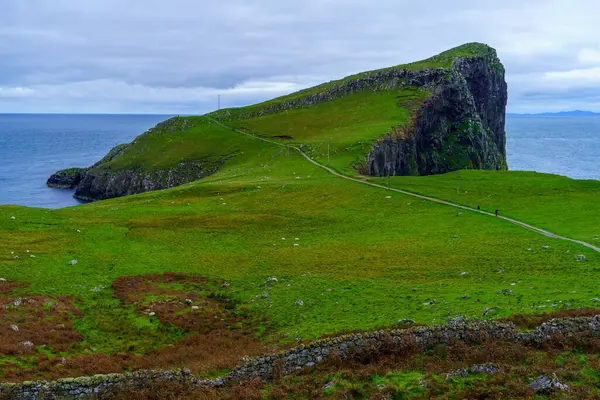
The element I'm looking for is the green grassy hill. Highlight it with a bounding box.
[1,43,600,395]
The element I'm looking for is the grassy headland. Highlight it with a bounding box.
[1,43,599,391]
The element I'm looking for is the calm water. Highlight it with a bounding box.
[0,114,172,208]
[506,116,600,181]
[0,114,598,209]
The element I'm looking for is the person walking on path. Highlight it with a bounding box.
[495,209,499,217]
[477,204,481,211]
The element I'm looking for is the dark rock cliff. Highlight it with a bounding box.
[48,118,223,202]
[367,49,508,176]
[72,162,218,202]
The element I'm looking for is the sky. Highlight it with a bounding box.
[2,0,600,114]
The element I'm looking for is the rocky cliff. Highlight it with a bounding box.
[48,118,225,202]
[367,47,507,176]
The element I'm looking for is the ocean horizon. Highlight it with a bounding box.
[0,113,598,209]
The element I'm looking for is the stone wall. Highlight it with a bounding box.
[2,315,599,399]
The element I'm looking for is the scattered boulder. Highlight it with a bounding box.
[10,324,19,332]
[529,374,570,394]
[294,299,304,306]
[0,278,6,282]
[191,306,199,311]
[22,341,34,348]
[576,254,588,262]
[68,260,78,265]
[541,245,550,249]
[221,281,230,288]
[471,363,503,375]
[266,276,278,283]
[446,368,469,380]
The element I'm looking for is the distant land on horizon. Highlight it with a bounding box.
[508,110,600,117]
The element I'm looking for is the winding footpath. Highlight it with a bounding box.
[208,117,600,254]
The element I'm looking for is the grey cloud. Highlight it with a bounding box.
[1,0,600,113]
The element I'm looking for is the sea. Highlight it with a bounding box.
[0,114,599,209]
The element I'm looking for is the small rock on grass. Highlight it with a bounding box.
[68,260,78,265]
[294,299,304,306]
[445,368,469,380]
[576,254,588,262]
[471,363,503,375]
[529,374,570,394]
[0,278,6,282]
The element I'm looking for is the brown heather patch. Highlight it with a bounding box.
[0,281,28,295]
[2,274,274,383]
[0,295,83,356]
[501,308,600,330]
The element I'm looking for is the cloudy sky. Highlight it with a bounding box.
[2,0,600,114]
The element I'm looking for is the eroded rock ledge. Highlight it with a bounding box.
[2,315,599,399]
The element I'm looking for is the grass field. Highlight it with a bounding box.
[1,116,600,382]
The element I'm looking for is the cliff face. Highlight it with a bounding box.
[367,50,507,176]
[72,162,218,202]
[47,118,226,202]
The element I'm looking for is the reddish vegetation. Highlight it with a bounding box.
[101,332,600,399]
[0,281,28,295]
[0,295,83,357]
[1,273,274,383]
[501,308,600,329]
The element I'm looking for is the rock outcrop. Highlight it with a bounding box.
[48,118,225,202]
[367,46,508,176]
[47,168,87,189]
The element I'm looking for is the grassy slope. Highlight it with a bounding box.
[2,43,600,381]
[226,88,429,175]
[372,170,600,242]
[2,118,600,376]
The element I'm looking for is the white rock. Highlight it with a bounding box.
[22,341,34,347]
[148,312,156,317]
[191,306,199,311]
[76,230,81,233]
[68,260,78,265]
[294,243,300,247]
[282,238,286,240]
[267,276,278,282]
[30,255,36,258]
[10,324,19,332]
[460,272,468,275]
[294,299,304,306]
[0,278,6,282]
[385,196,392,199]
[295,238,300,241]
[26,250,30,253]
[10,216,15,220]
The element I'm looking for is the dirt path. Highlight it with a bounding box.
[208,117,600,254]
